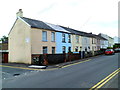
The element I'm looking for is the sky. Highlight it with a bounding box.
[0,0,119,38]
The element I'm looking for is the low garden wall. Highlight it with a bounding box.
[32,50,104,65]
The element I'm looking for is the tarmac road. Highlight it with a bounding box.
[2,53,119,89]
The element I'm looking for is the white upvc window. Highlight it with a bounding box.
[51,32,55,42]
[42,31,47,41]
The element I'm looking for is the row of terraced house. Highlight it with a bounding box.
[8,9,114,64]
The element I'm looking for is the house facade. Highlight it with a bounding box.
[99,33,114,47]
[44,23,72,54]
[114,36,120,44]
[60,26,83,53]
[9,10,72,64]
[56,32,72,53]
[72,34,82,53]
[81,36,91,52]
[8,9,110,64]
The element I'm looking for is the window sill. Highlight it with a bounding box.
[62,42,66,43]
[42,40,48,42]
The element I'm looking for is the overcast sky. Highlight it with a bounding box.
[0,0,119,38]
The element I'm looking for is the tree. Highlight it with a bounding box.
[107,47,113,49]
[113,44,120,48]
[0,35,8,43]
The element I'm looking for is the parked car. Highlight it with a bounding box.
[114,48,120,53]
[105,49,115,55]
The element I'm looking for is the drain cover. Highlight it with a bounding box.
[13,74,20,76]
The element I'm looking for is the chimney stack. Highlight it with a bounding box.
[16,9,23,17]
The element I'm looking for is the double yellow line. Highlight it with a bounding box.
[90,68,120,90]
[0,65,57,71]
[0,59,92,71]
[62,59,92,68]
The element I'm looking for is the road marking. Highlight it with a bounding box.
[62,59,92,68]
[0,65,58,71]
[89,68,120,90]
[0,59,92,71]
[96,71,118,89]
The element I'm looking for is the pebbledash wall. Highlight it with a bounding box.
[56,32,72,53]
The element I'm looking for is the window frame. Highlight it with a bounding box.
[68,47,71,52]
[42,31,47,42]
[76,35,79,43]
[68,34,71,43]
[62,46,66,53]
[51,32,55,42]
[52,47,55,54]
[62,33,66,43]
[43,46,48,54]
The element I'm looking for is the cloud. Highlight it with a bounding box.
[37,3,56,14]
[0,0,118,38]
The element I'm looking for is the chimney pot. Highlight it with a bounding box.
[16,9,23,17]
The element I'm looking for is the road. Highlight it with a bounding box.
[2,53,119,89]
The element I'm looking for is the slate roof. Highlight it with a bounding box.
[21,17,54,30]
[97,35,108,40]
[60,26,94,37]
[20,17,108,40]
[87,33,108,40]
[21,17,70,33]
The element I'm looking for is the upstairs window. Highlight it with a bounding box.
[68,34,71,43]
[51,32,55,42]
[92,38,94,44]
[62,33,66,43]
[76,35,79,43]
[42,31,47,41]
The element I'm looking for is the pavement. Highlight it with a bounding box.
[1,54,104,70]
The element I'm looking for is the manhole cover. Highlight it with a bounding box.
[13,74,20,76]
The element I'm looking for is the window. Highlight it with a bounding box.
[68,47,71,52]
[75,46,78,52]
[92,38,94,44]
[51,32,55,42]
[85,38,87,44]
[83,38,87,44]
[52,47,55,54]
[43,47,47,54]
[62,46,66,53]
[62,33,66,42]
[42,31,47,41]
[68,34,71,43]
[76,35,79,43]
